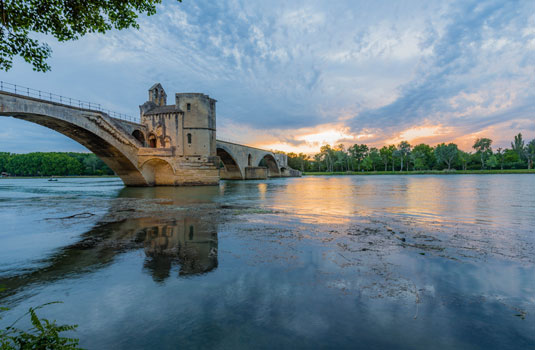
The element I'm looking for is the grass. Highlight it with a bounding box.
[303,169,535,176]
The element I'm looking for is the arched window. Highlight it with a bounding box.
[148,134,157,148]
[187,133,192,144]
[132,130,146,146]
[248,154,252,166]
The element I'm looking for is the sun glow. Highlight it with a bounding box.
[255,127,372,154]
[296,129,355,145]
[399,126,442,140]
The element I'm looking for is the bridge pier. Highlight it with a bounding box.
[244,167,268,180]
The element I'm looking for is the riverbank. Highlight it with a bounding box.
[304,169,535,176]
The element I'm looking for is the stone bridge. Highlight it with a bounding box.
[216,140,299,180]
[0,85,300,186]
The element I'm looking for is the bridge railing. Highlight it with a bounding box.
[217,137,246,145]
[0,81,138,123]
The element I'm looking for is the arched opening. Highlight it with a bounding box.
[132,130,146,146]
[140,158,175,186]
[217,147,243,180]
[148,133,157,148]
[259,154,281,177]
[248,154,252,166]
[187,133,192,144]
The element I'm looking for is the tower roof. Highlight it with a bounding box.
[149,83,165,92]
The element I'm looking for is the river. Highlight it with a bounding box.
[0,175,534,349]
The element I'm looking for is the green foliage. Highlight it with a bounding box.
[473,138,493,169]
[348,144,368,171]
[281,134,535,174]
[434,143,458,170]
[0,0,181,72]
[304,169,535,176]
[286,152,310,172]
[379,146,393,171]
[486,154,498,169]
[526,139,535,169]
[457,150,471,170]
[412,144,436,170]
[0,302,81,349]
[0,152,114,176]
[511,133,525,160]
[396,141,411,171]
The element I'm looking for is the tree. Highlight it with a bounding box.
[504,149,521,169]
[457,150,470,170]
[511,133,525,161]
[333,144,348,172]
[368,148,381,171]
[526,139,535,169]
[362,155,373,171]
[348,144,368,171]
[397,141,411,171]
[434,143,458,170]
[486,154,498,169]
[1,0,180,72]
[313,153,322,172]
[320,145,334,172]
[472,138,492,169]
[496,147,504,170]
[412,143,435,170]
[287,152,310,172]
[379,146,391,171]
[410,150,426,170]
[388,145,396,171]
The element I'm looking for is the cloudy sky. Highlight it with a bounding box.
[1,0,534,154]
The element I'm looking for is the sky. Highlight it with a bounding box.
[1,0,534,154]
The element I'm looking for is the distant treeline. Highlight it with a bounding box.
[0,152,114,176]
[283,133,535,173]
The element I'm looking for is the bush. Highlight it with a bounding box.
[0,301,82,350]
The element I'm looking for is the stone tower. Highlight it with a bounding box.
[137,83,219,185]
[175,93,216,158]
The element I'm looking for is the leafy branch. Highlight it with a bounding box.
[0,300,82,350]
[0,0,181,72]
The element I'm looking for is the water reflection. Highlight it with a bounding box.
[118,185,222,205]
[0,188,220,297]
[141,218,218,281]
[1,176,534,349]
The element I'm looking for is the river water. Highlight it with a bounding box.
[0,175,534,349]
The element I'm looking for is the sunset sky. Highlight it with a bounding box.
[1,0,534,154]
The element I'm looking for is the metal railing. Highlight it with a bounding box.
[0,81,138,123]
[217,137,245,145]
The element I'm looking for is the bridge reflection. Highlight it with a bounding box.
[0,190,220,299]
[140,217,218,281]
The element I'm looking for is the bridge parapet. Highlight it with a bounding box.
[0,81,137,123]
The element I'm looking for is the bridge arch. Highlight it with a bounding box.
[217,146,243,179]
[259,153,281,177]
[0,92,149,186]
[140,158,175,186]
